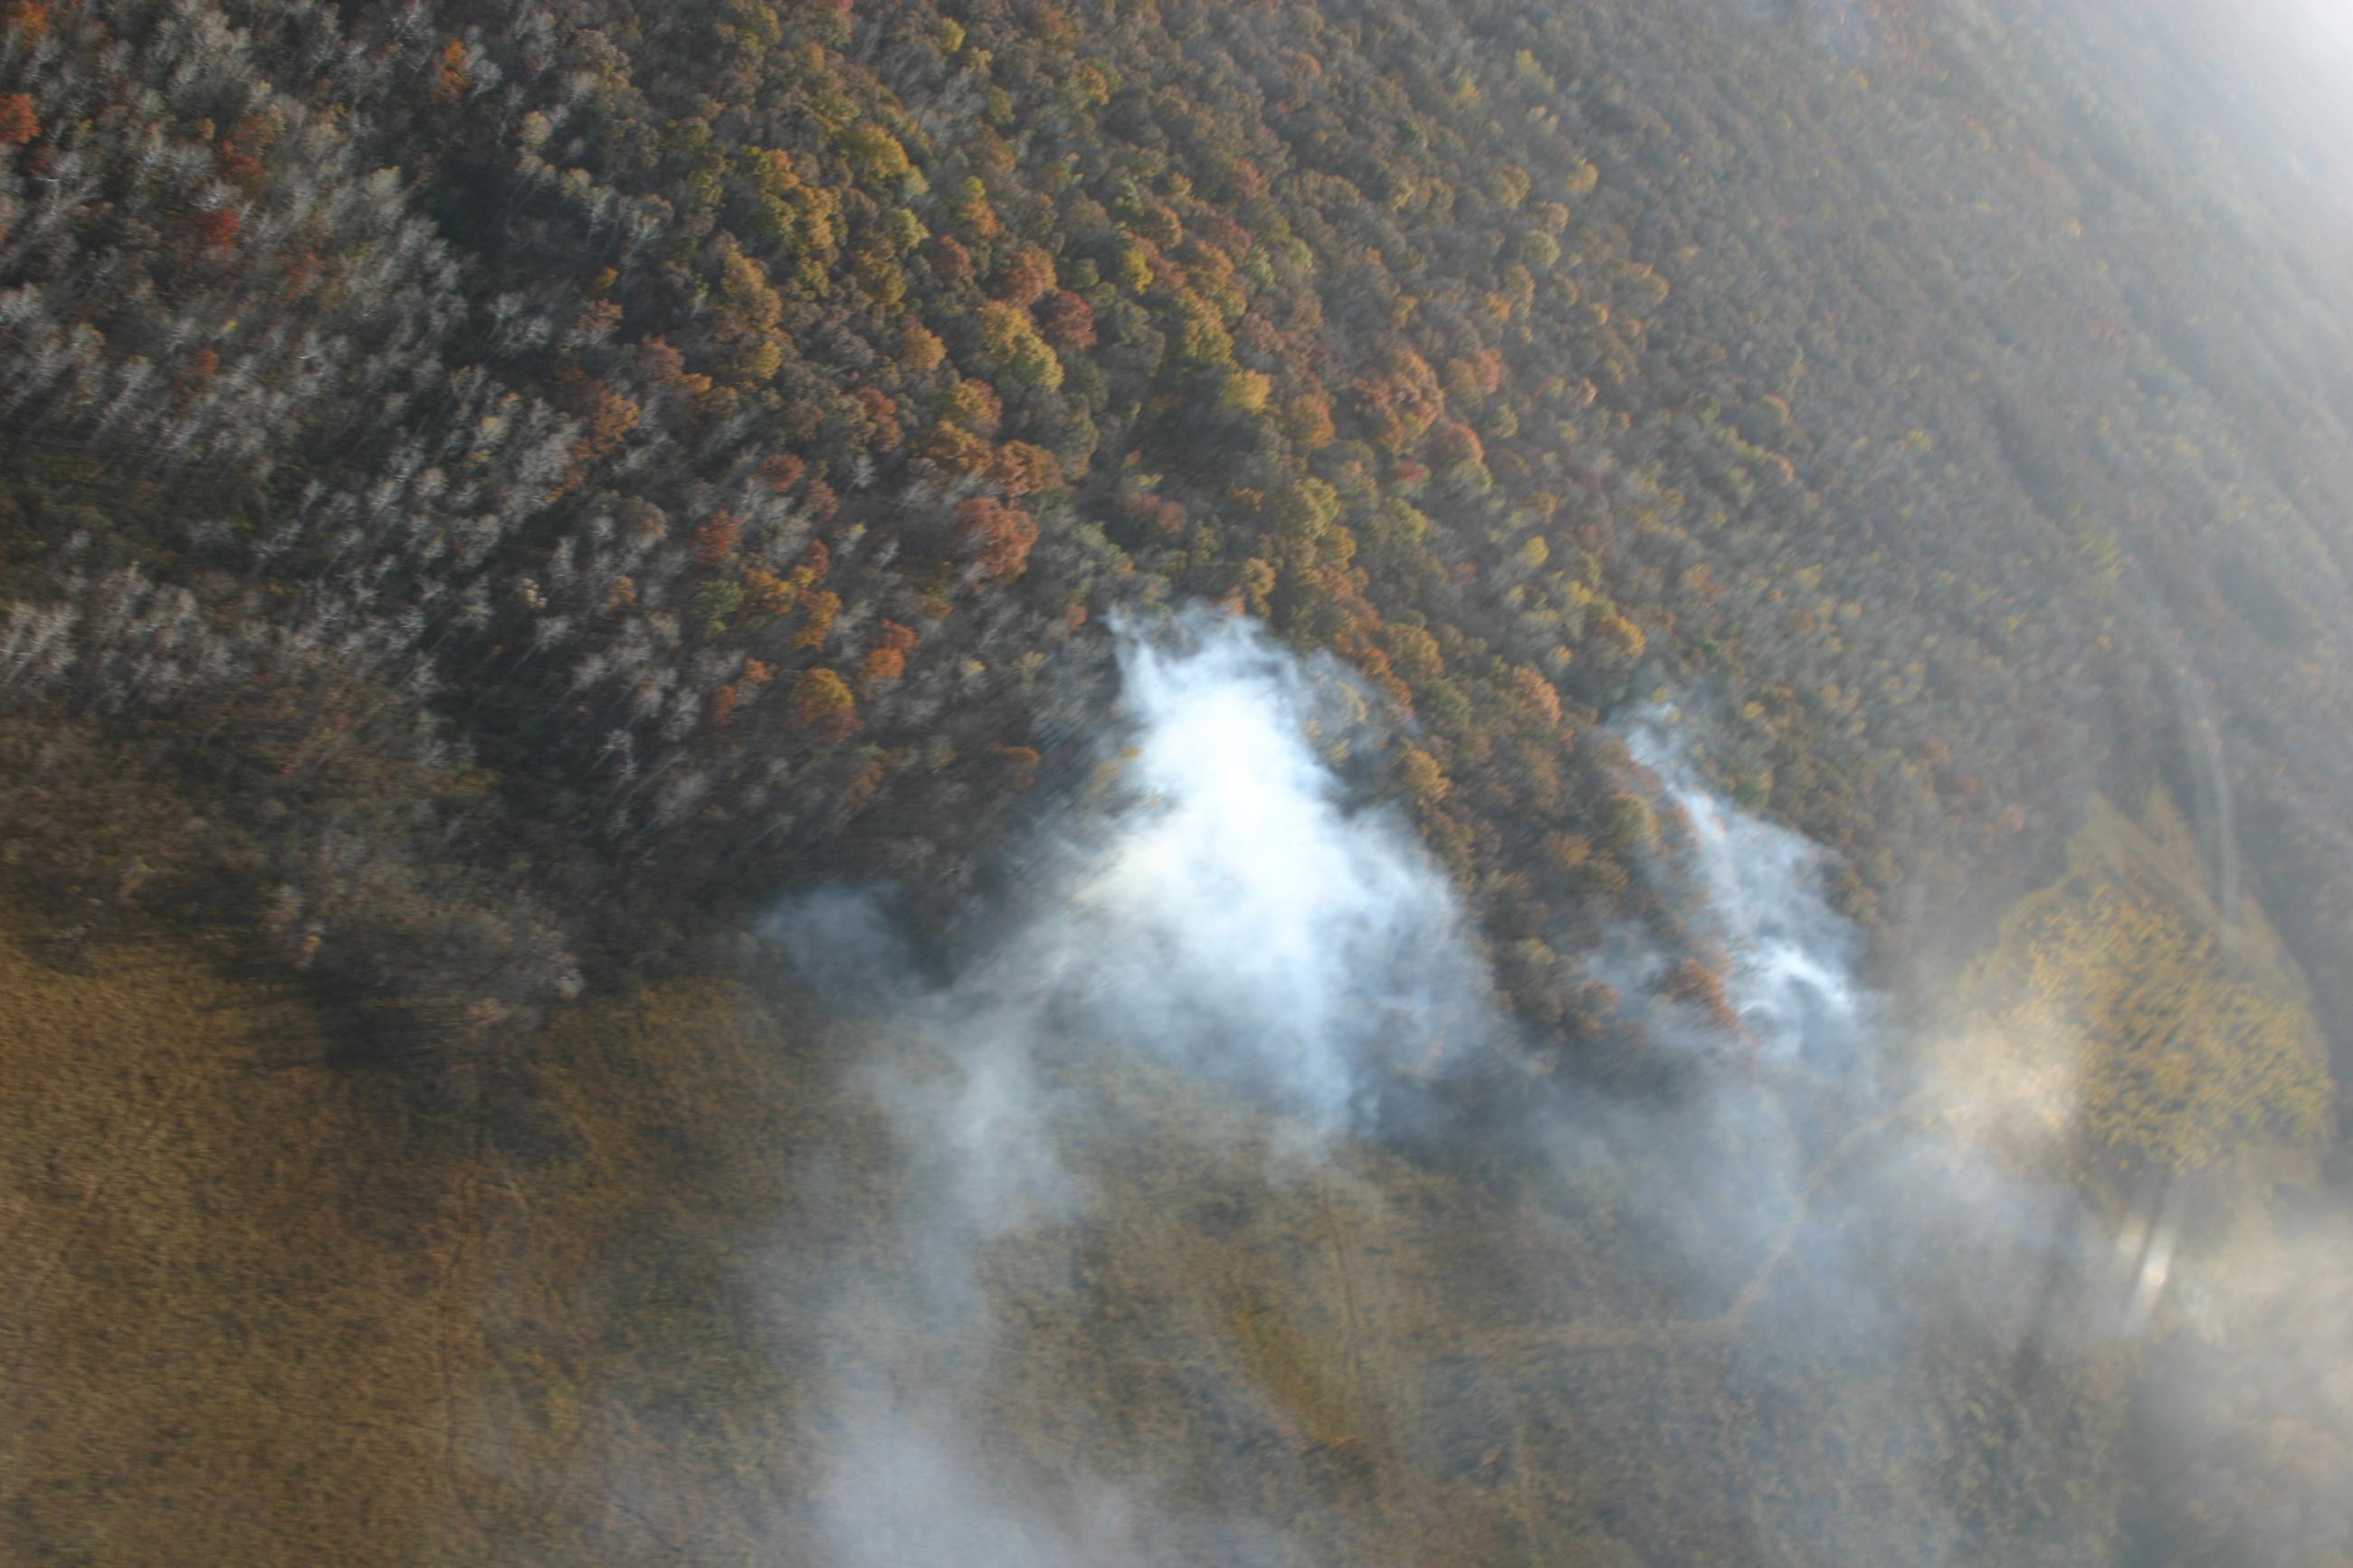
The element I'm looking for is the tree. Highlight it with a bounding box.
[1660,957,1739,1032]
[1037,290,1097,349]
[991,442,1062,498]
[690,511,741,565]
[0,93,35,147]
[1602,793,1657,855]
[976,301,1064,391]
[957,496,1039,584]
[920,421,995,477]
[839,123,914,189]
[1397,745,1451,804]
[1268,479,1342,546]
[1510,666,1563,727]
[903,321,948,372]
[860,621,918,685]
[793,668,861,741]
[991,244,1056,308]
[710,250,786,385]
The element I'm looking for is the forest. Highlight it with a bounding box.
[3,0,2350,1563]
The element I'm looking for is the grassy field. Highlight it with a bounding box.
[0,784,2327,1565]
[0,904,1627,1564]
[0,908,875,1563]
[0,912,469,1562]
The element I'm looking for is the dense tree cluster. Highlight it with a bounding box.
[4,0,2351,1122]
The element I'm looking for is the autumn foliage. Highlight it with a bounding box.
[956,495,1039,584]
[0,92,36,147]
[792,668,860,740]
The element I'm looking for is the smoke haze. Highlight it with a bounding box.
[778,613,1496,1562]
[761,614,2347,1566]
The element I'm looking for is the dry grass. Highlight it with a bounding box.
[0,912,863,1564]
[0,907,1715,1564]
[0,914,463,1563]
[7,824,2291,1565]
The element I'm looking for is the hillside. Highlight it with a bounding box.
[8,0,2353,1089]
[4,0,2350,1563]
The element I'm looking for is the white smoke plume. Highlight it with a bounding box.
[753,627,2338,1568]
[777,612,1490,1232]
[1064,621,1491,1130]
[772,610,1492,1563]
[1643,739,1871,1070]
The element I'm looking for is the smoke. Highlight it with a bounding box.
[754,622,2339,1568]
[2129,1208,2353,1566]
[1597,719,2351,1565]
[1063,622,1491,1131]
[1632,721,1873,1070]
[1502,717,2175,1562]
[775,611,1490,1230]
[774,611,1491,1563]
